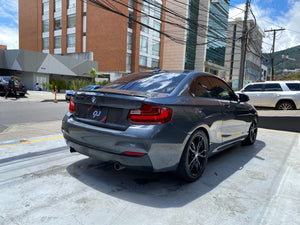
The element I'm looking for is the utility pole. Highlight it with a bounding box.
[264,28,285,80]
[238,0,250,90]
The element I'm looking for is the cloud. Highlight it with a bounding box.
[0,0,18,24]
[229,1,300,52]
[0,26,19,49]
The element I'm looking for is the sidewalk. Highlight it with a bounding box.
[0,90,66,103]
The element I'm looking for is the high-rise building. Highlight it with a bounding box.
[19,0,165,80]
[163,0,230,76]
[224,19,264,88]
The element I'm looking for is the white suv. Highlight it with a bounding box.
[239,81,300,110]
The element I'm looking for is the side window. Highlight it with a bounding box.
[207,77,236,101]
[244,84,263,92]
[286,83,300,91]
[189,76,213,98]
[264,83,282,91]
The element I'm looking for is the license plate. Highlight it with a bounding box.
[87,105,107,122]
[67,96,70,99]
[15,85,19,88]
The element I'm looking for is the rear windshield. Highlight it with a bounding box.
[103,72,187,94]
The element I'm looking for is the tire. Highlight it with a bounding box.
[275,101,296,110]
[242,119,258,145]
[19,93,25,97]
[177,130,209,182]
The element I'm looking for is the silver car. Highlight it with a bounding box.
[62,71,258,182]
[239,81,300,110]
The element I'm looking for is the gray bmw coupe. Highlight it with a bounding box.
[62,71,258,182]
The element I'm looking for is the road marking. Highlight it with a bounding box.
[259,128,300,135]
[0,136,63,148]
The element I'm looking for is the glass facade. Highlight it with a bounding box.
[184,0,200,70]
[184,0,229,70]
[206,0,230,67]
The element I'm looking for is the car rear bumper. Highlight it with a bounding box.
[61,114,187,172]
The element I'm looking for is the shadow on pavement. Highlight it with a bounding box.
[67,140,265,208]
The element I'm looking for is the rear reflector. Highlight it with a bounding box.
[69,99,75,113]
[128,104,173,125]
[123,151,146,156]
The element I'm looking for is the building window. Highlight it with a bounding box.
[152,40,160,56]
[43,1,49,15]
[67,14,76,28]
[43,20,49,32]
[153,21,161,38]
[68,0,76,9]
[151,59,159,68]
[43,37,49,50]
[55,0,62,12]
[54,17,62,30]
[67,34,76,48]
[55,36,62,48]
[139,55,147,67]
[67,34,76,47]
[127,32,132,51]
[128,0,133,8]
[140,36,148,53]
[141,16,149,33]
[126,54,131,71]
[153,4,162,19]
[128,11,133,29]
[141,1,150,14]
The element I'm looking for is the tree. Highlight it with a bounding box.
[89,67,97,84]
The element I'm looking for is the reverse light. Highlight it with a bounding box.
[128,104,173,125]
[69,99,75,113]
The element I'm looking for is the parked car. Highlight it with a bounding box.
[239,81,300,110]
[62,71,258,182]
[0,76,27,96]
[65,85,102,101]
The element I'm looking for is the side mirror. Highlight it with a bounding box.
[239,93,249,102]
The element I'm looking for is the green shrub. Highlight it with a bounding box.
[69,79,92,90]
[96,80,110,86]
[49,79,67,92]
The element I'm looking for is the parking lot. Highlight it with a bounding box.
[0,128,299,225]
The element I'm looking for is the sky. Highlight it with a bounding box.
[0,0,299,53]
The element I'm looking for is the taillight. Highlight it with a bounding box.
[69,99,75,113]
[128,104,173,125]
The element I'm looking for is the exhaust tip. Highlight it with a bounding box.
[114,162,125,171]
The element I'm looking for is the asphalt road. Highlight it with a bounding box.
[0,102,68,132]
